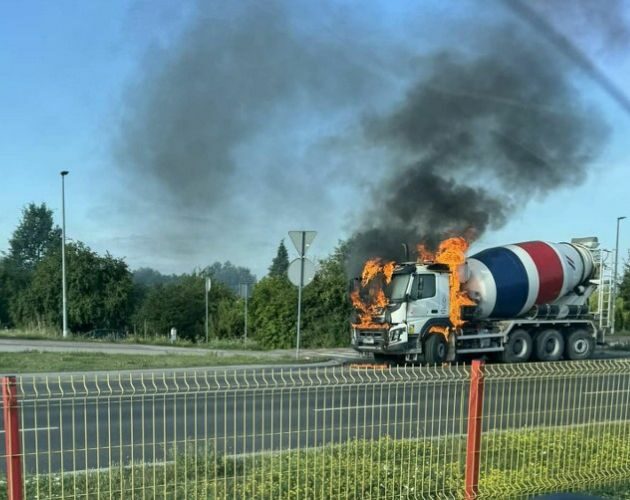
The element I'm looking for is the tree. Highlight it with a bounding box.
[615,297,625,333]
[133,274,242,341]
[250,276,296,348]
[618,260,630,306]
[204,261,256,293]
[6,203,61,271]
[133,267,180,286]
[301,241,352,347]
[268,240,289,277]
[12,242,134,332]
[0,259,11,327]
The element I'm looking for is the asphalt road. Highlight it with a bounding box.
[0,337,354,361]
[2,362,630,475]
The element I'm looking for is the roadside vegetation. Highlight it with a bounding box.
[1,425,628,499]
[2,204,630,354]
[0,204,350,351]
[0,351,324,374]
[0,327,265,350]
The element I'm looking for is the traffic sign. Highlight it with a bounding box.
[288,258,316,287]
[288,231,317,256]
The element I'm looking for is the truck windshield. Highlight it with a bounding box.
[387,274,410,302]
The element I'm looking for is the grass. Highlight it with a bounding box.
[1,425,629,499]
[0,328,265,350]
[0,351,324,374]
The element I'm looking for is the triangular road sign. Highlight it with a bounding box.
[288,231,317,256]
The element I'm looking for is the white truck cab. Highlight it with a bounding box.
[352,263,453,363]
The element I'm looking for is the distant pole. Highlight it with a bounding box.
[611,216,627,335]
[296,232,305,359]
[205,277,211,343]
[60,170,69,338]
[243,284,249,339]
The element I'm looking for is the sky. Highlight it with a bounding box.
[1,0,629,279]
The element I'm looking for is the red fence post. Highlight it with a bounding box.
[465,359,485,500]
[2,376,23,500]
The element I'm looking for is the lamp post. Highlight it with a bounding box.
[611,216,626,336]
[60,171,69,338]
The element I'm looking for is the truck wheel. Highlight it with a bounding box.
[373,353,404,365]
[565,329,595,360]
[424,333,447,365]
[535,328,564,361]
[500,329,532,363]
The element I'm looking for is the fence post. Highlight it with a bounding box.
[2,376,23,500]
[465,359,485,500]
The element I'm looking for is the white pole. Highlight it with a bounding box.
[205,277,210,343]
[244,284,248,339]
[61,171,69,338]
[611,216,626,335]
[296,232,305,359]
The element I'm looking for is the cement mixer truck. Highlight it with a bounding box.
[351,238,601,364]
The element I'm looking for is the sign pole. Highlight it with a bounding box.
[244,284,249,340]
[205,277,211,343]
[288,229,317,360]
[205,285,209,343]
[296,232,305,359]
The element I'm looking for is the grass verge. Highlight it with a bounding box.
[0,329,264,350]
[1,425,629,499]
[0,351,324,374]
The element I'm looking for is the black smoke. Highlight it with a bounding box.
[112,1,619,276]
[114,1,386,211]
[347,30,608,274]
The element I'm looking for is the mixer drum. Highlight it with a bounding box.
[463,241,594,319]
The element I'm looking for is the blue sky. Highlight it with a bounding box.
[1,1,629,278]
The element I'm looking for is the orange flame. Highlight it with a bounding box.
[351,237,476,334]
[416,243,435,263]
[432,237,475,331]
[352,259,395,329]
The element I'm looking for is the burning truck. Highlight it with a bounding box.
[350,237,601,364]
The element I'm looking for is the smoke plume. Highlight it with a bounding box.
[115,1,386,211]
[347,30,608,274]
[112,1,618,276]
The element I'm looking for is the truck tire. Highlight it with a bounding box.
[500,329,532,363]
[565,329,595,360]
[534,328,564,361]
[424,333,447,365]
[373,353,404,365]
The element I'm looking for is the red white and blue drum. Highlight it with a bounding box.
[463,241,594,319]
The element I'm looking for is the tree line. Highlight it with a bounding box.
[0,203,351,347]
[2,203,630,347]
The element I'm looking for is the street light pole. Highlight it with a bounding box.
[611,216,626,336]
[60,171,69,338]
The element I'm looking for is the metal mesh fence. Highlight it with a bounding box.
[3,365,471,499]
[1,360,630,499]
[479,360,630,498]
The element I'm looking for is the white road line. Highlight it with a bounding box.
[314,402,416,412]
[0,426,59,433]
[583,390,627,396]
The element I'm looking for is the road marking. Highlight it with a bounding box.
[0,426,59,433]
[314,402,416,412]
[583,390,627,396]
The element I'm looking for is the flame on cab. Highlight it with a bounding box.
[351,258,395,329]
[427,236,476,332]
[351,236,476,336]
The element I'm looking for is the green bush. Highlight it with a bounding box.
[132,274,242,341]
[3,424,630,499]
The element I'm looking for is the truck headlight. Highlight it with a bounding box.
[389,327,405,342]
